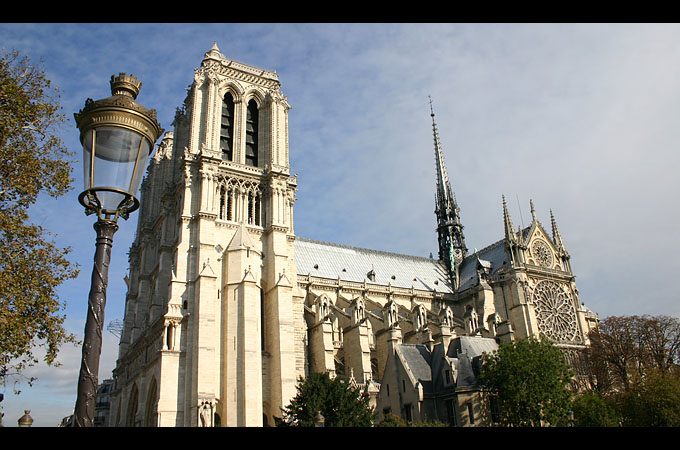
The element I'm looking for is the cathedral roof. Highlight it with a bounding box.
[294,237,454,293]
[457,239,510,291]
[399,344,434,392]
[450,335,500,359]
[397,336,498,394]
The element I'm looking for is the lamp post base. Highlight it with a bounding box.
[73,219,118,427]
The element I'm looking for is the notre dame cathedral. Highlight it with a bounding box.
[107,43,599,427]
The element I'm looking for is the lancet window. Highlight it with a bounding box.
[219,186,226,219]
[218,186,235,221]
[220,92,235,161]
[245,99,258,167]
[247,191,261,226]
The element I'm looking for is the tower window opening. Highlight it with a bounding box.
[245,99,259,167]
[166,324,174,350]
[254,192,261,226]
[221,93,235,161]
[248,192,254,225]
[219,186,226,220]
[226,188,233,221]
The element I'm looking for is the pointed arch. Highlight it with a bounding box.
[126,383,139,427]
[243,87,266,108]
[144,377,159,426]
[218,80,246,100]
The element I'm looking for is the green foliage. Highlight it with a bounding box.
[278,371,375,427]
[571,392,619,427]
[615,369,680,427]
[575,315,680,427]
[376,413,446,427]
[479,338,573,427]
[408,419,447,427]
[0,50,79,389]
[377,413,406,427]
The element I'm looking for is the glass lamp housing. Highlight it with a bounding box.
[82,126,151,213]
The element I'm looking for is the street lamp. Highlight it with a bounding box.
[72,73,163,427]
[18,410,33,427]
[314,411,325,427]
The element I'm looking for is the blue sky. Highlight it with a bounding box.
[1,23,679,426]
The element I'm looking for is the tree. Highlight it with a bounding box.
[571,392,619,427]
[615,368,680,427]
[377,413,407,427]
[0,50,79,389]
[277,371,375,427]
[479,338,574,427]
[584,315,680,392]
[571,314,680,427]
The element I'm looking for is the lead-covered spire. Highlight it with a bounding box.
[430,97,467,287]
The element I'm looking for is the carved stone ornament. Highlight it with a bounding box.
[531,239,554,268]
[531,280,579,343]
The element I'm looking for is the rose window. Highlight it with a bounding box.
[531,239,553,268]
[532,280,579,343]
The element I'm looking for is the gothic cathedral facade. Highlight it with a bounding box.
[108,44,599,427]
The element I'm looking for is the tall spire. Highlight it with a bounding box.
[430,97,467,287]
[502,195,516,242]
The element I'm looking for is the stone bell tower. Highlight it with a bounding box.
[110,43,304,427]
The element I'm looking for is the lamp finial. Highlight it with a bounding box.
[110,72,142,99]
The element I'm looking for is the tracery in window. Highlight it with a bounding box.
[531,239,553,268]
[217,176,261,225]
[532,280,579,343]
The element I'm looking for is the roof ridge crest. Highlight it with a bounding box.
[296,236,442,263]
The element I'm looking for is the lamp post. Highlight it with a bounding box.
[18,410,33,427]
[314,411,325,427]
[72,73,163,427]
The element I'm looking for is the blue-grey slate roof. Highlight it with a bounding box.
[396,336,499,394]
[457,239,511,291]
[294,237,453,293]
[399,344,434,392]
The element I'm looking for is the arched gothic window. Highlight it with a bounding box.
[126,384,139,427]
[221,92,235,161]
[219,186,226,220]
[245,99,259,167]
[226,188,233,221]
[219,185,234,221]
[246,189,261,226]
[145,378,158,426]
